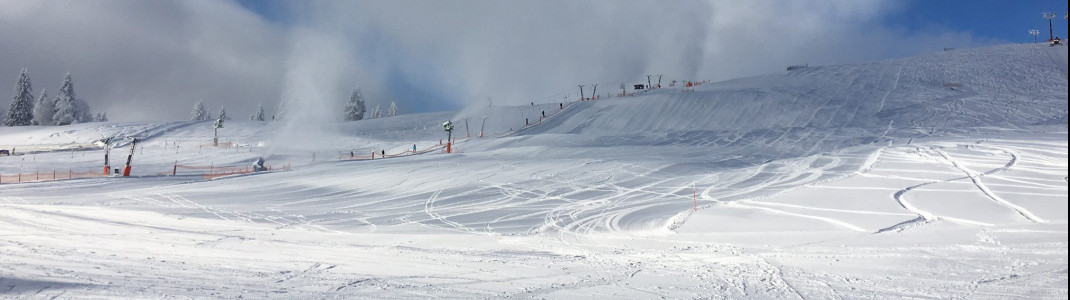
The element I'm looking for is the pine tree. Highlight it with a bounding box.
[33,89,53,126]
[250,103,265,121]
[5,68,35,126]
[52,73,79,126]
[388,101,397,117]
[343,89,367,121]
[372,104,382,119]
[99,111,108,122]
[218,105,229,120]
[190,100,208,121]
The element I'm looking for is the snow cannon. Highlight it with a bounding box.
[252,157,266,172]
[122,138,139,177]
[443,121,454,154]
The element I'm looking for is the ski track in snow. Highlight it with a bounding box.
[934,147,1046,223]
[0,44,1066,299]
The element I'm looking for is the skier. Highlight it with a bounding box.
[413,144,417,153]
[381,149,386,157]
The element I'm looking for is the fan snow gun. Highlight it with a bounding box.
[443,121,454,153]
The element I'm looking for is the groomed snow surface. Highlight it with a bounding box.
[1,44,1067,299]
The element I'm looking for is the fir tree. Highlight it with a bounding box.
[190,100,209,121]
[33,89,53,126]
[52,73,80,126]
[4,68,35,126]
[218,105,230,120]
[388,101,397,117]
[250,103,265,121]
[372,104,382,119]
[343,89,367,121]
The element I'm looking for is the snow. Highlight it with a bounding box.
[0,44,1067,298]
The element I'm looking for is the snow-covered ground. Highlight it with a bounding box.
[1,44,1066,298]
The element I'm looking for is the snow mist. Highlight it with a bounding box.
[267,28,352,157]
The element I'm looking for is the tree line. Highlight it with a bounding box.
[191,88,397,123]
[6,69,402,126]
[3,68,105,127]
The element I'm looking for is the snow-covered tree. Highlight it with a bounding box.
[388,101,397,117]
[218,105,230,120]
[52,73,81,126]
[372,104,382,119]
[94,111,108,122]
[33,89,53,126]
[343,89,367,121]
[4,68,35,126]
[250,103,265,121]
[190,100,209,121]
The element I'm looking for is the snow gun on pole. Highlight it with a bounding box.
[122,138,139,176]
[103,138,112,175]
[442,120,455,153]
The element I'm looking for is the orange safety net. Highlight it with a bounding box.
[0,170,107,184]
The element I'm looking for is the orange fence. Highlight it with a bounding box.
[162,162,292,180]
[336,137,468,161]
[0,169,108,184]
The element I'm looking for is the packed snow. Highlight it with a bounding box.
[0,44,1067,298]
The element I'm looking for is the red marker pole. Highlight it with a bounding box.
[693,182,697,211]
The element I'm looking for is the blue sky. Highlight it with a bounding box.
[884,0,1068,43]
[5,1,1066,121]
[239,0,1069,44]
[230,1,1068,115]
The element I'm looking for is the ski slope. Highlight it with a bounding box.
[0,44,1066,299]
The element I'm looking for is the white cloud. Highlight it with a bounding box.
[293,0,992,109]
[2,0,999,122]
[0,0,286,122]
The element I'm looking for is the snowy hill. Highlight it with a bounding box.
[0,44,1066,299]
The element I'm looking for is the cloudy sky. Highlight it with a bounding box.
[2,0,1066,122]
